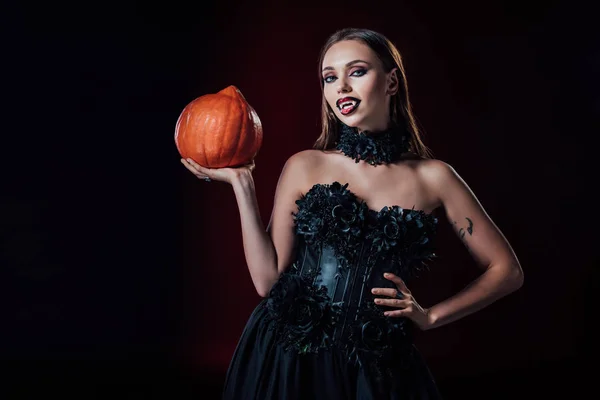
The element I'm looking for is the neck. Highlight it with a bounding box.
[355,122,391,134]
[335,122,409,166]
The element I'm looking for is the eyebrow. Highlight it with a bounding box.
[322,59,372,73]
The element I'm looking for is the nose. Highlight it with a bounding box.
[336,77,351,94]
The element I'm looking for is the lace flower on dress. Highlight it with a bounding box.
[345,300,416,388]
[265,272,342,355]
[293,182,369,269]
[366,206,438,277]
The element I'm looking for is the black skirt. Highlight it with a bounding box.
[222,299,443,400]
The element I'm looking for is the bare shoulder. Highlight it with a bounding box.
[279,149,327,192]
[286,149,325,165]
[283,149,326,175]
[417,159,471,203]
[416,158,457,183]
[414,158,464,202]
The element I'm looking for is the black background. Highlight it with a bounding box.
[2,1,598,398]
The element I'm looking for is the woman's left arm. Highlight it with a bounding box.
[421,160,524,330]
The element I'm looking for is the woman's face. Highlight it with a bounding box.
[321,39,396,133]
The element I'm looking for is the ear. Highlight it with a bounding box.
[386,68,399,95]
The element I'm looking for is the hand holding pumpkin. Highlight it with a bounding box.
[180,157,255,185]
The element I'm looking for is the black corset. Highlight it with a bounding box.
[264,181,438,382]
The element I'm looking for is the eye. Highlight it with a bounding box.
[351,68,367,77]
[323,75,337,84]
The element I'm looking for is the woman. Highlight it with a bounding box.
[181,28,524,399]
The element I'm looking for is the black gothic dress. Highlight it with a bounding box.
[222,181,443,399]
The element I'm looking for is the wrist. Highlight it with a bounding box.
[231,170,255,191]
[424,308,439,330]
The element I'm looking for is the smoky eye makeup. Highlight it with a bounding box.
[323,67,368,84]
[350,68,368,76]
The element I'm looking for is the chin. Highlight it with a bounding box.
[337,114,364,128]
[342,115,387,133]
[343,120,374,134]
[341,121,360,128]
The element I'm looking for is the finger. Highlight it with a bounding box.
[180,158,200,173]
[185,158,209,174]
[383,272,410,294]
[371,288,401,298]
[181,158,198,170]
[243,160,256,171]
[374,298,411,308]
[384,309,410,317]
[181,159,208,178]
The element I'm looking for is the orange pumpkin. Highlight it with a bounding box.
[174,85,263,168]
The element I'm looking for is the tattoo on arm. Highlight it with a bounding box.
[453,217,474,241]
[465,217,473,234]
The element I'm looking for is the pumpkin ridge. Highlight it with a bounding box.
[220,94,236,166]
[199,99,211,166]
[226,92,246,167]
[219,95,242,167]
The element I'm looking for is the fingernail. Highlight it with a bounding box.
[384,273,391,277]
[371,289,377,294]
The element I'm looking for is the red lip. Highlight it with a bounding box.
[336,97,358,107]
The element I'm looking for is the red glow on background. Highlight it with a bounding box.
[176,4,587,380]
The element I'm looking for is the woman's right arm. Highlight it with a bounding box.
[231,153,309,296]
[182,151,313,297]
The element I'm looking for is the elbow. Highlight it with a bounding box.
[256,279,277,298]
[255,283,270,298]
[489,261,524,294]
[254,265,283,298]
[257,287,270,298]
[507,264,524,293]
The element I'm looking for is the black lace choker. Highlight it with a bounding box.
[335,123,409,166]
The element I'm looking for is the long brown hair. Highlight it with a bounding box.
[314,28,433,159]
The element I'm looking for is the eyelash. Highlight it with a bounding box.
[323,68,367,84]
